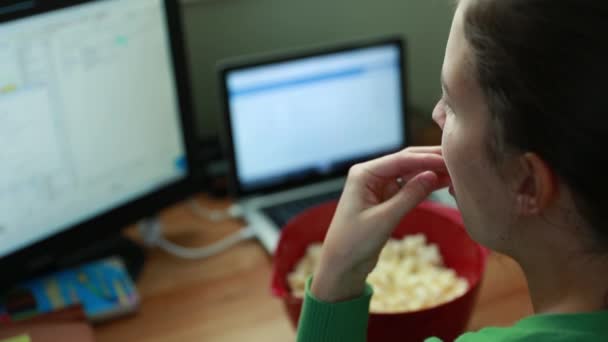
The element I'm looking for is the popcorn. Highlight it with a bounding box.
[287,234,469,313]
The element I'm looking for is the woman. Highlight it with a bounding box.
[297,0,608,340]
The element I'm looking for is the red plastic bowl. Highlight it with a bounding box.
[271,200,489,342]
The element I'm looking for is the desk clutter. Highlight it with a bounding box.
[0,257,139,342]
[0,305,94,342]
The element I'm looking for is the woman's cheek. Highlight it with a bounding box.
[440,119,460,174]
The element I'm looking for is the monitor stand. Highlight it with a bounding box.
[56,234,146,281]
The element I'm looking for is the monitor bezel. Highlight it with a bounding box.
[0,0,198,281]
[218,36,409,197]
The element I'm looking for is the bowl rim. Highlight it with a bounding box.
[270,200,491,316]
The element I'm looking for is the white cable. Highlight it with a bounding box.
[188,199,244,222]
[158,228,255,259]
[138,218,256,260]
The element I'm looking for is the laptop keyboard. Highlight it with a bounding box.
[261,190,343,228]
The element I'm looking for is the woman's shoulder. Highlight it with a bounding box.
[456,311,608,342]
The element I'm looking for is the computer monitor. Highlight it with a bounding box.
[220,37,408,196]
[0,0,196,281]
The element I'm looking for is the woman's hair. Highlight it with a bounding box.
[461,0,608,246]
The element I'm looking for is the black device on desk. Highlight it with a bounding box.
[0,0,197,286]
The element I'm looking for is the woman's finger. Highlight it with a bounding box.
[361,152,447,180]
[402,146,443,155]
[396,169,450,186]
[384,170,450,203]
[370,171,441,224]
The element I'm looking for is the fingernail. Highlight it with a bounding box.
[419,171,437,188]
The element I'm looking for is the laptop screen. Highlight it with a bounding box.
[223,41,406,193]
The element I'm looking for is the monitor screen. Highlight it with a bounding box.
[0,0,187,258]
[224,43,405,192]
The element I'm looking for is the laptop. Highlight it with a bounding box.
[219,37,454,253]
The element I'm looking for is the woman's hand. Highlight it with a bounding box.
[311,146,450,302]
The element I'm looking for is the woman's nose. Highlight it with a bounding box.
[432,102,445,130]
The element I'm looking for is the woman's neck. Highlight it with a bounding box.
[514,233,608,314]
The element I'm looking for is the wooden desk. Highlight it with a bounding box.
[94,194,533,342]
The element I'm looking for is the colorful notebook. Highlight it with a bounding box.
[0,256,139,323]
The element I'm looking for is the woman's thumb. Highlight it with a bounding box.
[375,171,439,223]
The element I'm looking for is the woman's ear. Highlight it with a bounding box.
[514,152,559,216]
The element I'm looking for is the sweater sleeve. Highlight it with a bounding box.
[296,277,373,342]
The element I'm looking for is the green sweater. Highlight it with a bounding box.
[297,278,608,341]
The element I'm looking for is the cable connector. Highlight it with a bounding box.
[138,218,163,248]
